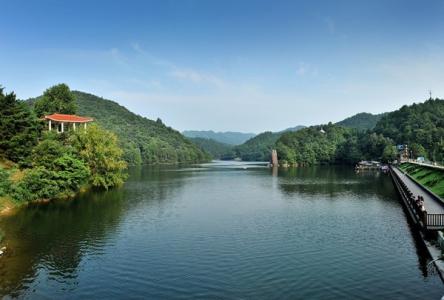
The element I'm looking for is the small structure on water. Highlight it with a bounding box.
[355,160,381,170]
[270,149,278,167]
[43,113,93,133]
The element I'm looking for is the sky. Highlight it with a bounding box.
[1,0,444,133]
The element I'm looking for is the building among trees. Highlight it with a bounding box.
[43,113,93,133]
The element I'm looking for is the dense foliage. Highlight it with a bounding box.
[70,125,127,189]
[336,112,384,131]
[275,124,397,166]
[231,127,305,162]
[73,91,210,165]
[234,131,281,161]
[0,87,40,165]
[1,84,129,205]
[34,84,77,117]
[276,124,349,165]
[279,125,306,133]
[188,137,235,160]
[0,167,10,197]
[374,99,444,162]
[262,99,443,166]
[182,130,255,145]
[10,133,91,202]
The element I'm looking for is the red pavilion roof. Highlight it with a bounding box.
[44,113,93,123]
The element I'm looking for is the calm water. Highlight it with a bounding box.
[0,161,443,299]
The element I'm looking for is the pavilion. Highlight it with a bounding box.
[43,113,94,133]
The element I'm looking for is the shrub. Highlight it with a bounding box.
[0,167,10,196]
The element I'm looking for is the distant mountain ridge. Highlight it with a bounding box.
[182,130,255,145]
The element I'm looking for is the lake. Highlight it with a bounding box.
[0,161,443,299]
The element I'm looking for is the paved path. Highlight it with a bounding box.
[404,160,444,171]
[392,167,444,214]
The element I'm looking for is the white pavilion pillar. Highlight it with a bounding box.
[48,120,52,131]
[84,123,87,130]
[73,123,76,131]
[61,122,64,133]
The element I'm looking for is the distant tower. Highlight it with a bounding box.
[429,90,433,100]
[271,149,278,167]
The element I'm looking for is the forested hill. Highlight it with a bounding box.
[234,131,282,161]
[336,112,385,131]
[280,125,306,133]
[234,125,305,161]
[188,137,234,160]
[29,91,209,165]
[374,99,444,161]
[275,98,444,166]
[73,91,210,165]
[182,130,255,145]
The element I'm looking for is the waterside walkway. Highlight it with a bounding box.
[392,167,444,214]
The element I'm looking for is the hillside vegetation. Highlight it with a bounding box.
[232,126,305,161]
[275,99,444,166]
[1,84,127,208]
[399,163,444,198]
[276,124,397,166]
[234,132,281,161]
[188,137,234,160]
[336,112,385,131]
[74,91,210,165]
[374,99,444,162]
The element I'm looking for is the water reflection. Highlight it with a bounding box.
[0,188,126,296]
[0,166,186,297]
[0,163,442,299]
[277,166,396,199]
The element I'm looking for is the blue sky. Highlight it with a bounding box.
[1,0,444,133]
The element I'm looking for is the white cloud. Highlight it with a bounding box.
[131,43,226,88]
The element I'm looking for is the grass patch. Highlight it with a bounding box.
[399,163,444,198]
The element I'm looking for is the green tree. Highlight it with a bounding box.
[382,145,397,162]
[0,87,39,165]
[31,132,70,168]
[11,134,91,203]
[70,125,127,189]
[73,91,209,165]
[409,143,427,159]
[51,154,90,191]
[34,83,77,117]
[11,167,61,202]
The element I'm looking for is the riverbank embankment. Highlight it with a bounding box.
[399,162,444,199]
